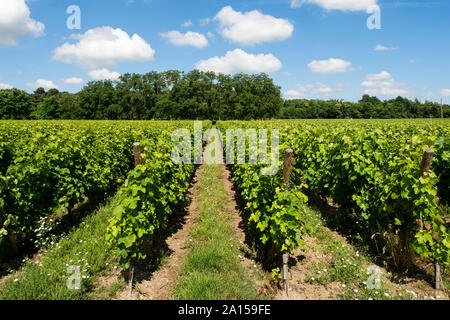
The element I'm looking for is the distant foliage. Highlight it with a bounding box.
[282,95,449,119]
[1,72,447,120]
[0,70,283,120]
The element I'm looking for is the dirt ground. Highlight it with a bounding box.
[273,226,448,300]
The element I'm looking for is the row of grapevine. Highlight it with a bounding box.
[216,122,309,265]
[286,120,449,267]
[105,135,190,268]
[217,119,449,267]
[105,122,211,268]
[0,120,202,256]
[231,162,309,259]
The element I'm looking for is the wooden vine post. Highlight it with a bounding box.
[419,148,441,290]
[128,142,141,296]
[419,148,434,177]
[282,149,294,296]
[133,142,142,166]
[8,233,19,256]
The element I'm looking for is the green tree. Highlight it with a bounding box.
[0,89,33,119]
[36,96,61,119]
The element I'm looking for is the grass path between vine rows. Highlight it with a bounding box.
[170,162,269,299]
[116,144,269,300]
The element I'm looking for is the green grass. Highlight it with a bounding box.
[0,196,123,300]
[85,278,127,300]
[172,164,265,300]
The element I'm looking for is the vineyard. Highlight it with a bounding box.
[218,120,450,268]
[0,119,448,300]
[0,121,208,256]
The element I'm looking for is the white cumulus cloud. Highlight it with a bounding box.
[195,49,282,74]
[374,44,398,51]
[53,27,155,70]
[214,6,294,46]
[441,89,450,97]
[308,58,352,74]
[290,0,303,8]
[26,79,59,90]
[160,30,208,48]
[199,18,211,26]
[311,82,335,96]
[181,20,193,28]
[62,77,84,85]
[0,83,13,89]
[284,83,342,99]
[88,69,120,81]
[291,0,378,11]
[284,84,312,99]
[0,0,45,46]
[361,72,409,97]
[284,89,305,100]
[366,71,392,81]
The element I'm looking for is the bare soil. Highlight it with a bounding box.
[273,215,448,300]
[273,235,342,300]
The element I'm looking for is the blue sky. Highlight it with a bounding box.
[0,0,449,102]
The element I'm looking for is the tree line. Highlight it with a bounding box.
[0,70,448,120]
[0,70,281,120]
[282,95,449,119]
